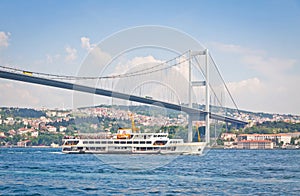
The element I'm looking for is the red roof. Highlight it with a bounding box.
[238,133,289,137]
[239,140,273,143]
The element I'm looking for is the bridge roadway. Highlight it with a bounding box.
[0,70,247,126]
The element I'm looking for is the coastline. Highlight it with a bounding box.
[1,145,299,150]
[0,145,61,148]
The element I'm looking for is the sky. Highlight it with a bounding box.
[0,0,300,115]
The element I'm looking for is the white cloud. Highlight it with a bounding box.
[209,41,300,114]
[210,42,297,79]
[113,55,163,75]
[81,36,96,51]
[0,79,73,109]
[0,31,10,48]
[227,77,264,94]
[107,55,192,105]
[210,42,265,56]
[242,55,296,79]
[227,76,300,114]
[226,78,274,112]
[46,54,61,64]
[65,46,77,63]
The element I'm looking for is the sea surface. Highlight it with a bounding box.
[0,148,299,195]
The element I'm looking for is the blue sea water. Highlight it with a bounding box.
[0,148,299,195]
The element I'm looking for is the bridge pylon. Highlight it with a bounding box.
[187,49,210,145]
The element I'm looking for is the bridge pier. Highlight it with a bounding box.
[204,49,210,146]
[187,116,193,143]
[187,49,210,144]
[188,50,193,143]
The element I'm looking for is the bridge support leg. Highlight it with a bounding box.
[205,49,210,145]
[188,115,193,142]
[188,50,193,143]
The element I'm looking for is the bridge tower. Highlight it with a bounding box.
[187,49,210,145]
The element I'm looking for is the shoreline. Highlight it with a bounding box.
[0,145,61,148]
[1,146,299,150]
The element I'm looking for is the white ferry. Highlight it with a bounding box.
[62,128,206,155]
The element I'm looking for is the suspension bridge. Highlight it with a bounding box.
[0,49,247,145]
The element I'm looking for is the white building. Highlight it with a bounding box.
[274,134,291,145]
[238,134,291,145]
[31,131,39,138]
[0,132,6,138]
[237,140,274,149]
[47,126,57,133]
[221,133,237,141]
[4,117,14,125]
[59,126,67,132]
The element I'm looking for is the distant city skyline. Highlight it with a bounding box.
[0,0,300,115]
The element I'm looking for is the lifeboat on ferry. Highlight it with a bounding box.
[116,128,132,139]
[116,133,131,139]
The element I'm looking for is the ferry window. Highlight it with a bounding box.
[114,141,120,144]
[108,141,113,144]
[83,141,88,144]
[89,141,94,144]
[140,141,145,144]
[144,135,147,139]
[146,141,151,144]
[133,141,139,144]
[120,141,126,144]
[95,141,100,144]
[127,141,132,144]
[153,141,167,145]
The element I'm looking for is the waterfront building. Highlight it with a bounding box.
[221,133,237,141]
[237,134,291,145]
[287,132,300,138]
[224,141,237,149]
[237,140,274,149]
[17,140,31,147]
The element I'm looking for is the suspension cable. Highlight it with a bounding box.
[0,51,190,80]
